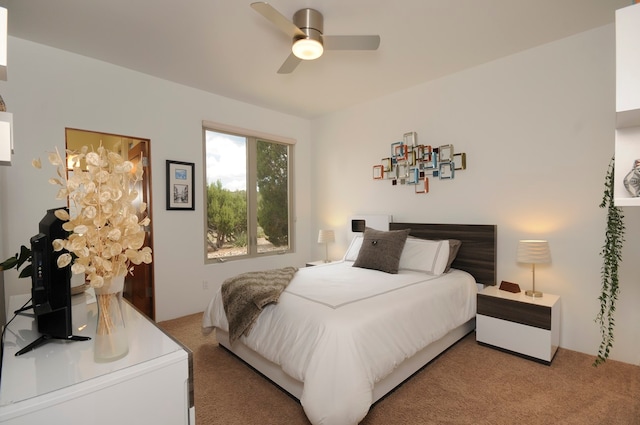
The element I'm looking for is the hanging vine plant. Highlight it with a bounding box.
[594,158,625,366]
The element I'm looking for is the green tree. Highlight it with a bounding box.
[207,180,247,248]
[256,141,288,246]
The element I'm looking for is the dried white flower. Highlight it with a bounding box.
[56,253,72,268]
[48,151,63,166]
[54,209,70,221]
[38,144,153,289]
[52,238,66,252]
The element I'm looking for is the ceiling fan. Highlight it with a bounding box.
[250,2,381,74]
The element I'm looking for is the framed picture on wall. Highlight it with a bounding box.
[382,157,392,172]
[439,161,455,180]
[373,164,384,179]
[166,160,195,210]
[438,144,454,163]
[403,131,417,147]
[415,177,429,194]
[453,152,467,170]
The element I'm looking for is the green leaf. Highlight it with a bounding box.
[0,245,33,275]
[0,256,18,270]
[16,245,32,269]
[18,264,33,279]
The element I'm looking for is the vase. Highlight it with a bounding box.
[623,159,640,197]
[93,276,129,362]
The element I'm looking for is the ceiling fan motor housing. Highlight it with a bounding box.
[293,8,323,44]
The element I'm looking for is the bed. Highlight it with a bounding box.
[202,223,496,425]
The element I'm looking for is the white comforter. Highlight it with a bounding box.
[202,261,477,425]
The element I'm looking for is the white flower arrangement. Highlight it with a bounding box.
[33,145,152,289]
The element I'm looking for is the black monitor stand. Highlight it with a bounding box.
[15,333,91,356]
[14,308,91,356]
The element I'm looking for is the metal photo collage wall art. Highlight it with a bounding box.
[372,132,467,194]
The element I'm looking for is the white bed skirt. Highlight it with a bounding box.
[216,317,475,404]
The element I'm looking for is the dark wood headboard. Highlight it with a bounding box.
[389,223,497,286]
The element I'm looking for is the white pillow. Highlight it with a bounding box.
[343,234,364,262]
[398,238,450,275]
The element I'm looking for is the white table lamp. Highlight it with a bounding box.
[318,230,335,263]
[517,240,551,298]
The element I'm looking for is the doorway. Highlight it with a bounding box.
[65,128,155,320]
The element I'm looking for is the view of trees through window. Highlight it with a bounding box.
[204,128,291,260]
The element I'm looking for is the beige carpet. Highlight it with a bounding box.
[158,313,640,425]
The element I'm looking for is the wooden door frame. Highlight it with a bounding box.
[64,128,155,319]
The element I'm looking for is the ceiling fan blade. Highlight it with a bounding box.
[277,53,302,74]
[323,35,381,51]
[251,2,305,39]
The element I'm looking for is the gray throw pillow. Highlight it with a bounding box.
[444,239,462,272]
[353,227,411,274]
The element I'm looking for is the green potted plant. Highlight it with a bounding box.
[0,245,32,278]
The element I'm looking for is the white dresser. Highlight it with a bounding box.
[0,292,194,424]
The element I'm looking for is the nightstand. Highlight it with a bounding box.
[306,260,331,267]
[476,285,560,364]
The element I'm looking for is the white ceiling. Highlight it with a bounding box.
[0,0,631,119]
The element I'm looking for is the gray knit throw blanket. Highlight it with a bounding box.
[221,267,298,345]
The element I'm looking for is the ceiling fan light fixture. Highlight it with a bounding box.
[292,37,323,60]
[251,4,379,73]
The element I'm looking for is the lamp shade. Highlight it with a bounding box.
[517,240,551,264]
[317,229,335,244]
[0,110,13,166]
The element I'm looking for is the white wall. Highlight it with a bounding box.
[0,38,312,322]
[311,24,640,365]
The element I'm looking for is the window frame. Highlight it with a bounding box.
[202,121,295,263]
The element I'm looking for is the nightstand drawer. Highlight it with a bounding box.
[477,294,551,330]
[477,315,556,362]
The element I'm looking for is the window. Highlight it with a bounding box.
[203,124,294,262]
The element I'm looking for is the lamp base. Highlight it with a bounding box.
[525,290,543,298]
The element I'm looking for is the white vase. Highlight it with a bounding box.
[70,272,85,288]
[623,160,640,197]
[93,276,129,362]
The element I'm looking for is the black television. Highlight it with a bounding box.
[16,208,89,356]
